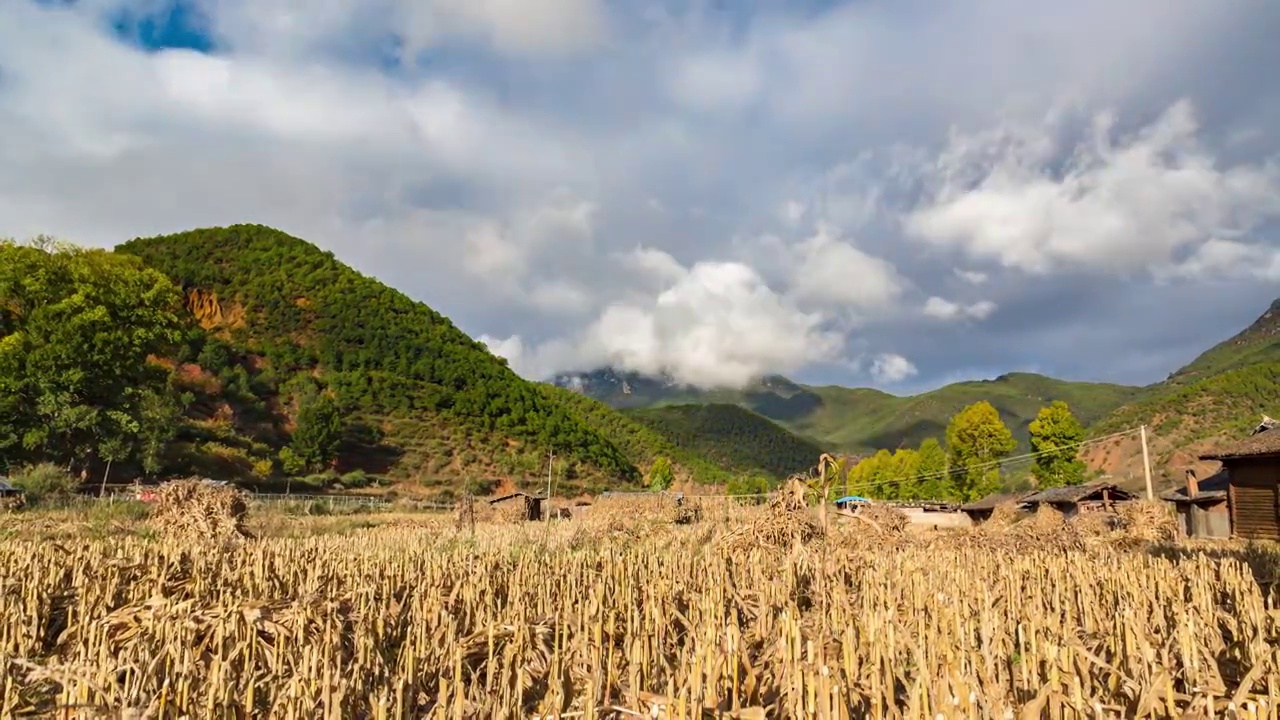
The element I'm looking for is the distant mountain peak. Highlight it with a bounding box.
[1239,298,1280,342]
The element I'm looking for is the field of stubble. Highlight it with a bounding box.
[1,498,1279,719]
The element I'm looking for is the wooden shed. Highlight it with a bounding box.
[960,492,1032,524]
[488,492,545,522]
[1021,481,1134,519]
[1160,468,1231,539]
[1199,418,1280,541]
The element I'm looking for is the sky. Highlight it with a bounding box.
[3,0,1280,393]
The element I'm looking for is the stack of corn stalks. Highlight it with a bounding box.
[148,478,250,545]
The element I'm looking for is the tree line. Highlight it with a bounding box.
[841,399,1087,503]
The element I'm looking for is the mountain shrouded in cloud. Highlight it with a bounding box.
[3,0,1280,392]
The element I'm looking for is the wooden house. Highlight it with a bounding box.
[1160,469,1231,539]
[960,491,1032,524]
[1198,418,1280,541]
[1020,481,1134,519]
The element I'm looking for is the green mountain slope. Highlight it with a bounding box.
[560,369,1139,456]
[116,224,653,491]
[626,404,827,479]
[1087,299,1280,486]
[535,385,733,485]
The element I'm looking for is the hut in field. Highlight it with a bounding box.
[1197,416,1280,541]
[1020,481,1134,519]
[488,491,545,522]
[888,501,971,530]
[1160,468,1231,539]
[960,491,1032,524]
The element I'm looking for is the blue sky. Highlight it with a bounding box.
[4,0,1280,392]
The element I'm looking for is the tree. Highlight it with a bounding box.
[727,475,770,505]
[647,456,675,491]
[290,393,345,472]
[890,448,922,501]
[915,438,951,500]
[1028,401,1086,489]
[945,401,1016,502]
[0,238,184,474]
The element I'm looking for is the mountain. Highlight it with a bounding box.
[627,404,827,479]
[116,224,666,494]
[1087,299,1280,487]
[559,368,1139,455]
[534,384,736,485]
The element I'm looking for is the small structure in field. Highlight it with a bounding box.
[1198,416,1280,541]
[0,479,25,511]
[1020,481,1134,519]
[488,491,545,522]
[889,501,972,530]
[1160,468,1231,539]
[833,495,869,512]
[960,492,1032,524]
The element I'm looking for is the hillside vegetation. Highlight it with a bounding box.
[626,403,827,479]
[1086,300,1280,486]
[112,225,652,491]
[534,385,733,485]
[559,369,1139,456]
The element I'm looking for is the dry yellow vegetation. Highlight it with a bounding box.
[1,499,1279,718]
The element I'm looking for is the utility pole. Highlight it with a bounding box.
[1140,425,1153,501]
[545,450,555,501]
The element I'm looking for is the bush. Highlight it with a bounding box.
[252,458,275,479]
[10,463,80,503]
[727,475,770,505]
[339,470,371,489]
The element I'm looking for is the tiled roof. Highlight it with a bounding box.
[960,491,1032,512]
[1022,481,1134,505]
[1200,427,1280,460]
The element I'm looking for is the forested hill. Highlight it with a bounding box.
[117,224,640,488]
[627,404,826,479]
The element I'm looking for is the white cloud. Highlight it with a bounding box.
[922,296,998,321]
[198,0,608,59]
[775,226,906,311]
[1159,238,1280,282]
[869,353,919,384]
[954,269,989,285]
[668,50,762,113]
[906,100,1280,276]
[489,257,845,387]
[3,0,1280,394]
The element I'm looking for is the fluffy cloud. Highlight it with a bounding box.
[869,354,919,385]
[905,100,1280,277]
[484,254,844,388]
[922,297,998,322]
[3,0,1280,394]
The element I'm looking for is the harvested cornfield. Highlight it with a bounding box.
[3,515,1280,718]
[148,478,250,545]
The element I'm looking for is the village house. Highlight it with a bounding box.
[1020,481,1134,519]
[1160,469,1231,539]
[1197,417,1280,542]
[960,491,1033,524]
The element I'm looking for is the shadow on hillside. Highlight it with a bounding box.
[863,418,947,451]
[338,421,405,476]
[744,390,823,422]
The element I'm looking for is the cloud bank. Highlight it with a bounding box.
[3,0,1280,391]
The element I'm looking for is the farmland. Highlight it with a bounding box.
[2,493,1279,718]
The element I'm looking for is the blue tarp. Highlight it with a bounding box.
[834,495,870,505]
